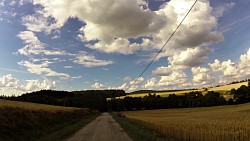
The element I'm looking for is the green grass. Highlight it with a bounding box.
[111,113,172,141]
[36,113,100,141]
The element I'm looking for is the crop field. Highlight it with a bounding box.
[123,82,248,99]
[208,82,248,91]
[124,89,204,98]
[0,99,82,112]
[124,103,250,141]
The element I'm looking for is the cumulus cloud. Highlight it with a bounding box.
[169,47,211,68]
[24,0,223,66]
[209,59,238,76]
[20,79,56,91]
[158,71,189,87]
[144,77,157,89]
[151,0,223,75]
[91,82,106,90]
[0,74,19,87]
[73,51,113,67]
[32,0,165,42]
[0,74,56,96]
[192,67,214,86]
[206,48,250,84]
[129,77,144,85]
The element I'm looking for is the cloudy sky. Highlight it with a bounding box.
[1,0,250,96]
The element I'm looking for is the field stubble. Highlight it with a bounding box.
[124,103,250,141]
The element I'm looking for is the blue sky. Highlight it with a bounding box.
[0,0,250,96]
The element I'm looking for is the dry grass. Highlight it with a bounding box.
[0,99,81,112]
[124,103,250,141]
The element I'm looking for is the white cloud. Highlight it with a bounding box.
[169,47,211,68]
[144,77,157,89]
[32,0,165,42]
[17,31,67,57]
[207,48,250,85]
[151,0,223,74]
[192,67,214,86]
[21,14,61,34]
[28,0,163,54]
[158,71,189,87]
[209,59,238,76]
[26,0,223,61]
[91,82,105,90]
[0,74,19,87]
[73,51,113,67]
[18,60,70,79]
[0,74,56,96]
[238,48,250,77]
[129,77,144,85]
[20,79,56,91]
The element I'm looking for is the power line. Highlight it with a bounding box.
[126,0,198,91]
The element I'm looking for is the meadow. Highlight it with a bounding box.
[124,103,250,141]
[0,99,95,141]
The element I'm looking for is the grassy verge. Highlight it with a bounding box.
[111,112,172,141]
[0,106,99,141]
[37,113,100,141]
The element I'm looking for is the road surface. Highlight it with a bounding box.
[66,112,133,141]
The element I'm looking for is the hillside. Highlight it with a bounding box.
[0,100,94,141]
[0,99,82,111]
[126,81,248,98]
[208,81,248,91]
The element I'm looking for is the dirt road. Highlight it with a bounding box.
[65,113,133,141]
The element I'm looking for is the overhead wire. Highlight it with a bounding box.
[126,0,198,91]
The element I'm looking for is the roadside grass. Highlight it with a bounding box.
[111,112,172,141]
[37,113,100,141]
[0,100,99,141]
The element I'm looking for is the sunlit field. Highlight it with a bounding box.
[0,99,82,112]
[124,103,250,141]
[123,82,248,99]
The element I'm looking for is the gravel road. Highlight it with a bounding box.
[65,112,133,141]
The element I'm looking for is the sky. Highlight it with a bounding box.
[0,0,250,96]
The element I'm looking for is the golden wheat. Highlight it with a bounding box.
[125,103,250,141]
[0,99,81,112]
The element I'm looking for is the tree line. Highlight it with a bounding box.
[1,85,250,112]
[0,90,125,112]
[108,85,250,111]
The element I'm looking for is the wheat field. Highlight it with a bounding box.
[124,103,250,141]
[123,82,248,99]
[0,99,81,112]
